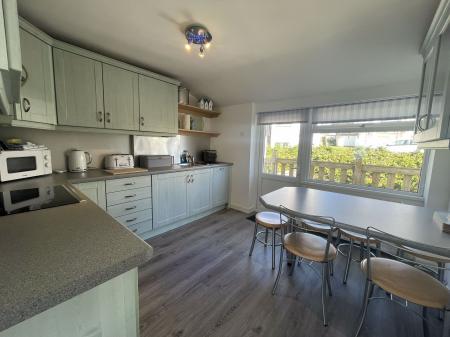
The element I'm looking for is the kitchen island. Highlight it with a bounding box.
[0,180,153,336]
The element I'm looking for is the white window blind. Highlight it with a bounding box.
[312,96,419,124]
[257,108,309,125]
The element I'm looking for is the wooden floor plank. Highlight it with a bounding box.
[138,209,443,337]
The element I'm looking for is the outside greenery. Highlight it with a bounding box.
[264,144,424,192]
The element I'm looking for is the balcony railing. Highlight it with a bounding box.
[263,157,421,193]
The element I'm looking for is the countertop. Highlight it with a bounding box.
[0,162,232,332]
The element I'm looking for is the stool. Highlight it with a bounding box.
[249,211,286,269]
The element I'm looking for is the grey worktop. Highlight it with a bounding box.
[260,187,450,257]
[0,162,232,332]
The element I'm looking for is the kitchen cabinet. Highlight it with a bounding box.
[102,64,139,131]
[53,49,104,128]
[212,166,230,207]
[0,0,21,115]
[105,175,153,239]
[187,169,212,216]
[18,28,56,124]
[414,2,450,147]
[152,171,188,228]
[138,74,178,134]
[72,181,106,210]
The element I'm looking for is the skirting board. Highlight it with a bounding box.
[141,205,228,240]
[229,203,256,214]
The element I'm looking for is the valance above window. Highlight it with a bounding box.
[257,108,309,125]
[311,96,419,124]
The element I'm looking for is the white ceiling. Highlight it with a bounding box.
[18,0,439,107]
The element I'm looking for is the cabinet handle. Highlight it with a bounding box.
[98,111,103,122]
[106,112,111,123]
[22,98,31,112]
[124,194,137,198]
[417,115,428,131]
[124,182,136,186]
[21,65,28,86]
[140,116,144,126]
[125,206,137,211]
[126,217,138,223]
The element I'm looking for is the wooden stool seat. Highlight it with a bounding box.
[284,232,337,262]
[361,257,450,310]
[256,211,287,229]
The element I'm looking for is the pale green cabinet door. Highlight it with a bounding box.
[103,64,139,131]
[73,181,106,210]
[19,28,56,124]
[138,75,178,134]
[53,49,104,128]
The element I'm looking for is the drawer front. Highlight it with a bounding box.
[107,198,151,218]
[107,187,151,206]
[116,209,152,228]
[106,175,151,193]
[128,219,153,236]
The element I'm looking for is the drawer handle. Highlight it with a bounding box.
[126,217,138,223]
[124,194,137,198]
[125,206,137,211]
[124,182,136,186]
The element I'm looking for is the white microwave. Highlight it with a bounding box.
[0,149,52,182]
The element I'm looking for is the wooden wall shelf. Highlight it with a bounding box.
[178,129,220,137]
[178,104,221,118]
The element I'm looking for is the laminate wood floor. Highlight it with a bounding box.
[138,209,443,337]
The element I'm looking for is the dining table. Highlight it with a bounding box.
[260,186,450,258]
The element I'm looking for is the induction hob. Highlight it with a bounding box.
[0,185,81,216]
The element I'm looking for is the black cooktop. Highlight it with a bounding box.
[0,185,80,216]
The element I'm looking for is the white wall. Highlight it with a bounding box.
[424,150,450,210]
[0,127,210,170]
[210,103,257,213]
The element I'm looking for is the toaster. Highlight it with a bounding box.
[105,154,134,169]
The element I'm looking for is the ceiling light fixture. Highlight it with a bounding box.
[184,24,212,58]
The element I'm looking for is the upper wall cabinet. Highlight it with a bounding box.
[139,75,178,134]
[18,28,56,124]
[414,1,450,148]
[102,64,139,131]
[0,0,21,115]
[53,49,105,128]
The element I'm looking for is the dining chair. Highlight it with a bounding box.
[272,207,337,326]
[338,229,381,284]
[354,227,450,337]
[249,211,287,269]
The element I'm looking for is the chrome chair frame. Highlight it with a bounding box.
[272,206,337,326]
[249,215,283,269]
[354,226,450,337]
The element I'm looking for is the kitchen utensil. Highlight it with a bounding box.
[104,154,134,169]
[68,150,92,172]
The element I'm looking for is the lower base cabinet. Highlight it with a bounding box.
[0,268,139,337]
[212,166,230,207]
[72,181,106,210]
[152,171,189,229]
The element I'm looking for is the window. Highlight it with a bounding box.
[310,121,425,193]
[257,96,428,197]
[262,123,300,177]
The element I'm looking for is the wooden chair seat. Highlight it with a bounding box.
[256,211,287,229]
[301,220,331,234]
[284,232,337,262]
[340,229,379,244]
[361,257,450,310]
[401,246,450,264]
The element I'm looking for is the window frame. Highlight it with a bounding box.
[258,110,429,203]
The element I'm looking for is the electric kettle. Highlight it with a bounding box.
[68,150,92,172]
